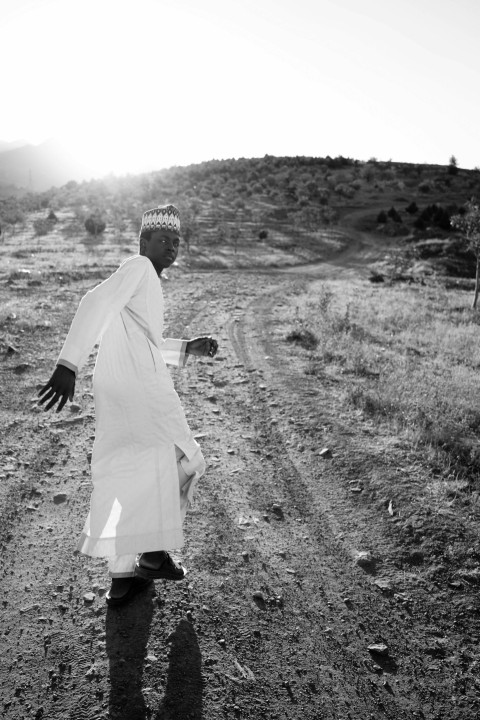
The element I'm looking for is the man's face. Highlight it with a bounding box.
[144,229,180,271]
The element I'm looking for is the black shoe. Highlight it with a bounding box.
[106,576,153,607]
[135,551,187,581]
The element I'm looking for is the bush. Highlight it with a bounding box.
[258,229,268,240]
[418,181,432,193]
[388,207,402,223]
[33,219,53,236]
[416,204,452,231]
[334,183,355,198]
[406,202,418,214]
[377,211,388,224]
[85,216,106,236]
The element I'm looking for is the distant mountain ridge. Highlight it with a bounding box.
[0,139,29,153]
[0,138,94,191]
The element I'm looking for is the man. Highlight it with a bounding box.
[39,204,218,606]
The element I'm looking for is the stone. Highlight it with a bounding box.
[53,493,68,504]
[52,415,86,426]
[69,403,82,413]
[319,447,332,459]
[272,503,284,517]
[355,551,376,571]
[374,579,393,593]
[368,643,389,656]
[83,592,95,603]
[13,363,31,374]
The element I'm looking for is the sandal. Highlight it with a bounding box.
[106,576,153,606]
[135,551,187,581]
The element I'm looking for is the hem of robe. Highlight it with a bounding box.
[77,527,185,558]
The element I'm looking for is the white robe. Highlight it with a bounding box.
[57,255,202,557]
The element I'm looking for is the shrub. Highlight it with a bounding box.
[85,216,106,236]
[334,183,355,198]
[416,204,452,231]
[377,211,388,224]
[258,230,268,240]
[286,329,318,350]
[388,207,402,223]
[418,181,432,193]
[33,218,53,236]
[406,202,418,214]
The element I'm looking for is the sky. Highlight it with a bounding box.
[0,0,478,176]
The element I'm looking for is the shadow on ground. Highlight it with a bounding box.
[155,618,203,720]
[106,588,154,720]
[105,589,203,720]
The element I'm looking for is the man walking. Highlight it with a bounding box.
[39,204,218,605]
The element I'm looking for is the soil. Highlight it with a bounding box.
[1,230,479,720]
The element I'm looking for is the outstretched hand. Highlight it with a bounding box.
[186,336,218,358]
[38,365,76,412]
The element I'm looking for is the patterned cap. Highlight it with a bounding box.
[140,204,180,234]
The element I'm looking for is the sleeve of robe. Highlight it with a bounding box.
[160,338,189,368]
[56,256,188,374]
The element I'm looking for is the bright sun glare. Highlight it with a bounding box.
[1,0,479,173]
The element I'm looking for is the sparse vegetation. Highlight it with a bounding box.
[3,154,480,718]
[284,279,480,484]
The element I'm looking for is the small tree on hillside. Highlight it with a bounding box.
[448,155,459,176]
[451,199,480,307]
[85,215,106,237]
[1,207,26,238]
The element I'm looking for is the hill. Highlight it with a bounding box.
[0,138,94,191]
[1,154,480,276]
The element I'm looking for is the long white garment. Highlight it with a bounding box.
[56,255,203,557]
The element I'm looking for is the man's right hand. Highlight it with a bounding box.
[38,365,76,412]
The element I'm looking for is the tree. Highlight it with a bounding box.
[451,199,480,307]
[85,215,106,236]
[0,207,26,237]
[448,155,459,175]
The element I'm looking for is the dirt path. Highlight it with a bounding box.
[1,263,477,719]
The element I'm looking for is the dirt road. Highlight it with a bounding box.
[1,261,478,719]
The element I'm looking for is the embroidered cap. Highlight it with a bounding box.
[140,204,180,235]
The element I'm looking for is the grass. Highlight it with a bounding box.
[281,278,480,485]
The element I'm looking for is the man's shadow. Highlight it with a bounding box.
[106,588,154,720]
[155,618,203,720]
[106,590,203,720]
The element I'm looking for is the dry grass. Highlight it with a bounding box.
[282,278,480,484]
